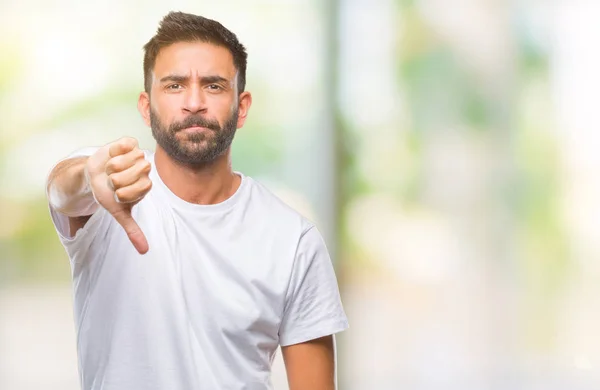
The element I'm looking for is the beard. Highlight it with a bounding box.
[150,106,239,167]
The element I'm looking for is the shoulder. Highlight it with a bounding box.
[243,175,315,235]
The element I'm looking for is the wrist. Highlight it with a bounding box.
[48,163,99,217]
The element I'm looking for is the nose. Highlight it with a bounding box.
[182,85,207,115]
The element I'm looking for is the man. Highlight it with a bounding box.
[46,11,348,390]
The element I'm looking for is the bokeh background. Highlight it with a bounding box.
[1,0,599,389]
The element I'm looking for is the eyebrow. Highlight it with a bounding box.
[159,74,230,85]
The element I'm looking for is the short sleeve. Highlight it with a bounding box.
[278,226,349,347]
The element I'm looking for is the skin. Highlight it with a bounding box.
[50,40,337,389]
[138,41,251,206]
[282,335,337,390]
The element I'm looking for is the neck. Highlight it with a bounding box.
[154,145,241,205]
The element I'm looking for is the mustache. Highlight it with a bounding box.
[170,115,221,133]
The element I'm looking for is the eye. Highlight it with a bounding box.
[207,84,222,91]
[167,83,183,90]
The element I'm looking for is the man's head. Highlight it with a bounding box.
[138,12,252,167]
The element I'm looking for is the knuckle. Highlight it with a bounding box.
[108,173,121,188]
[114,140,127,151]
[105,160,115,173]
[114,189,124,203]
[113,137,136,154]
[105,158,122,174]
[115,188,131,203]
[123,136,138,148]
[140,161,151,174]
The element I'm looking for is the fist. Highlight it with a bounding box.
[85,137,152,254]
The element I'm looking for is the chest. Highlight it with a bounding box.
[136,206,296,345]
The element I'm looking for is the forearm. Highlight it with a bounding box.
[282,336,336,390]
[47,157,99,217]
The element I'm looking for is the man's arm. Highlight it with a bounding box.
[278,226,348,389]
[46,156,97,236]
[46,138,153,253]
[282,335,336,390]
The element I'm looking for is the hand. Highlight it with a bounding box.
[85,137,152,254]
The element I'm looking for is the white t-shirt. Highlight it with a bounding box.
[48,149,349,390]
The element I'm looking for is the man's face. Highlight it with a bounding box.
[144,41,241,166]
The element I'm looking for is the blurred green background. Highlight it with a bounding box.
[2,0,600,389]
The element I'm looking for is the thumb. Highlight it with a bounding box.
[112,208,149,255]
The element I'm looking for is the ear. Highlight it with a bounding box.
[236,91,252,129]
[138,91,151,127]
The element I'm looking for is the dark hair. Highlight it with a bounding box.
[143,11,248,94]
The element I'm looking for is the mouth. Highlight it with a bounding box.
[181,126,211,133]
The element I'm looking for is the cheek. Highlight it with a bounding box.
[212,95,237,119]
[229,98,238,116]
[151,98,178,122]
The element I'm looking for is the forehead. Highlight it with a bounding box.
[153,41,236,78]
